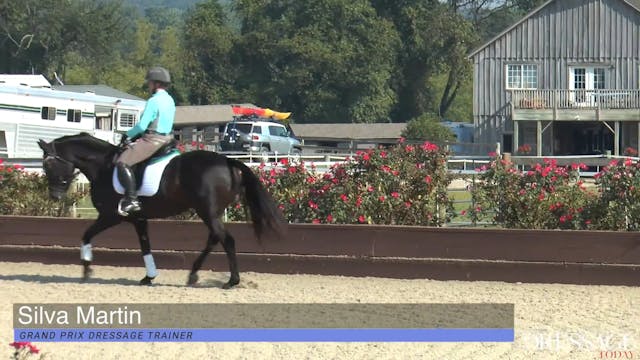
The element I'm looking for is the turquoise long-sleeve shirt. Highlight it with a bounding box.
[126,89,176,138]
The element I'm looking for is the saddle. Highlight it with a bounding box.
[116,139,178,189]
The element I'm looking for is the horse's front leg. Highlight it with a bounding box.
[81,215,121,281]
[133,218,156,285]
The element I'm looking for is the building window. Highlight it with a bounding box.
[593,68,606,89]
[573,68,586,89]
[506,64,538,89]
[95,117,113,130]
[119,112,136,128]
[41,107,56,120]
[67,109,82,123]
[502,133,513,153]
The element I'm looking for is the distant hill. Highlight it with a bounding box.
[125,0,203,12]
[124,0,234,17]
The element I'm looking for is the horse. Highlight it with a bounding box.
[36,133,286,289]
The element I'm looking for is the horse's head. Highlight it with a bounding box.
[37,139,77,200]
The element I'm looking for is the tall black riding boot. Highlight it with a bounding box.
[116,162,141,216]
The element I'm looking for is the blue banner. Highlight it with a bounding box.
[14,328,514,342]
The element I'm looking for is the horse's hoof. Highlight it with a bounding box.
[222,279,239,289]
[139,276,154,286]
[187,273,198,286]
[81,268,93,282]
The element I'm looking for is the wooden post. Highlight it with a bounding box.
[637,122,640,154]
[536,120,542,157]
[549,121,554,155]
[614,121,620,156]
[514,121,519,154]
[553,90,558,120]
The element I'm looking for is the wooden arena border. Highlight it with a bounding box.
[0,216,639,286]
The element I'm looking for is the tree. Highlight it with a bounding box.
[234,0,400,123]
[62,15,178,100]
[158,26,187,104]
[0,0,128,76]
[449,0,545,42]
[402,113,456,142]
[372,1,477,122]
[182,0,238,105]
[427,72,473,122]
[145,7,184,30]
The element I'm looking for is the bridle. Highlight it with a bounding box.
[44,141,78,188]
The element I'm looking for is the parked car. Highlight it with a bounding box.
[219,119,302,160]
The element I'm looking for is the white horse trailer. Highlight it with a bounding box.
[0,83,146,159]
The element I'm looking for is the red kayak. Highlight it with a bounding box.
[231,105,291,120]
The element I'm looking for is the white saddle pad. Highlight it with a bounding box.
[112,152,180,197]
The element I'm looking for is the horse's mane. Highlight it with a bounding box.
[55,132,117,152]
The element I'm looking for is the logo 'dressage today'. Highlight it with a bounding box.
[520,330,636,355]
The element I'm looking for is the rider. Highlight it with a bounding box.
[116,66,176,216]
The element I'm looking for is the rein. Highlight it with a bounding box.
[46,141,75,167]
[45,141,79,186]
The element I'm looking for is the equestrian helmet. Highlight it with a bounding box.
[145,66,171,84]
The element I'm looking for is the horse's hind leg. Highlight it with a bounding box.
[187,230,219,286]
[220,228,239,289]
[81,215,121,281]
[187,218,240,289]
[133,218,157,286]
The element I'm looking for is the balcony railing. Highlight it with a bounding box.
[509,89,640,110]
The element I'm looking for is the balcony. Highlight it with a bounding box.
[509,89,640,121]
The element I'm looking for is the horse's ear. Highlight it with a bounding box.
[37,139,51,153]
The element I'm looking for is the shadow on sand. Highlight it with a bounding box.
[0,273,230,289]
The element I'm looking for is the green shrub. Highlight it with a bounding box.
[401,113,456,142]
[0,160,86,217]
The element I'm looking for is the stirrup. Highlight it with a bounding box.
[118,198,141,216]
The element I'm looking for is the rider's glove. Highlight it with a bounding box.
[119,134,131,147]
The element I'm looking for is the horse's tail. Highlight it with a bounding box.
[227,158,287,241]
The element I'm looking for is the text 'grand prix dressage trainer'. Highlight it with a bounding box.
[116,67,176,216]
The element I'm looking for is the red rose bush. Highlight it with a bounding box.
[225,140,453,226]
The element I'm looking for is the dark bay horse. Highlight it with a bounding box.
[37,133,286,289]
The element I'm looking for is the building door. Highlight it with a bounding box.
[553,121,613,155]
[569,67,606,106]
[0,130,7,156]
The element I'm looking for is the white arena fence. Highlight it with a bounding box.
[5,152,639,185]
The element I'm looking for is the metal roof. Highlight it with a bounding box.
[289,123,407,140]
[468,0,640,58]
[0,83,146,110]
[0,74,51,87]
[53,84,144,101]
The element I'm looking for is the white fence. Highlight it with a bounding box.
[7,152,639,184]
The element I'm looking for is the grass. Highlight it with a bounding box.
[449,190,488,221]
[74,196,98,219]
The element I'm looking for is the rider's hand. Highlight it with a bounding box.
[119,134,130,147]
